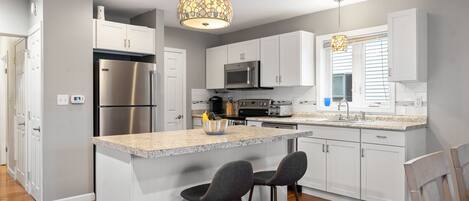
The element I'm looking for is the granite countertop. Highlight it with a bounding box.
[91,126,312,159]
[246,116,427,131]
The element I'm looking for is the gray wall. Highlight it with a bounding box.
[0,0,28,36]
[42,0,94,200]
[220,0,469,151]
[164,27,221,127]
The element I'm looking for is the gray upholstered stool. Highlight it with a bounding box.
[180,161,254,201]
[248,151,307,201]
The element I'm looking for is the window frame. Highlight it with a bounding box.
[316,25,396,113]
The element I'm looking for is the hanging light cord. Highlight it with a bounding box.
[338,0,342,33]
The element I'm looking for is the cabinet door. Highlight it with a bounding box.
[326,140,361,199]
[227,39,260,64]
[260,36,280,87]
[206,46,228,89]
[388,8,427,82]
[298,137,327,191]
[126,24,155,54]
[361,143,406,201]
[96,20,127,52]
[279,32,302,86]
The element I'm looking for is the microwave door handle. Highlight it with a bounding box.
[246,67,251,85]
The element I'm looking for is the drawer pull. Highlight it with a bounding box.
[376,135,388,139]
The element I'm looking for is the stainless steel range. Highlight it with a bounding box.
[222,99,271,125]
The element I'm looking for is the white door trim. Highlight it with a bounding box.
[163,47,187,130]
[0,53,7,165]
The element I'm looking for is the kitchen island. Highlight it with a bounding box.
[92,126,312,201]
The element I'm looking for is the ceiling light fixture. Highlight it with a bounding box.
[177,0,233,30]
[331,0,348,53]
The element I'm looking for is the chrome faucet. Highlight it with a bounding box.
[338,98,350,120]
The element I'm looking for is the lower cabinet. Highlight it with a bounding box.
[327,140,361,199]
[298,137,361,199]
[298,125,426,201]
[361,143,406,201]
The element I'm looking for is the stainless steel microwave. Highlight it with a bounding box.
[224,61,261,89]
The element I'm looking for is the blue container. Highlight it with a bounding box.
[324,97,331,107]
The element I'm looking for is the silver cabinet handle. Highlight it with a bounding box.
[246,67,251,85]
[279,75,282,83]
[361,148,365,157]
[18,123,25,126]
[33,127,41,132]
[326,144,330,153]
[376,135,388,139]
[322,144,325,153]
[128,39,131,48]
[124,39,127,48]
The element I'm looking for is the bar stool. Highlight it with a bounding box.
[180,161,253,201]
[248,151,307,201]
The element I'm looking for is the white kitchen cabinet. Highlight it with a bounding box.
[260,35,280,87]
[326,140,361,199]
[206,46,228,89]
[298,138,327,191]
[279,31,315,86]
[227,39,260,64]
[388,8,427,82]
[95,20,155,55]
[260,31,315,87]
[246,121,262,127]
[96,20,127,52]
[361,143,405,201]
[126,24,155,55]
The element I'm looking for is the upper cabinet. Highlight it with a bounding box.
[206,45,228,89]
[227,39,260,64]
[94,19,155,55]
[261,31,315,87]
[388,8,427,82]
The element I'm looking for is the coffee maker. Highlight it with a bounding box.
[209,96,223,114]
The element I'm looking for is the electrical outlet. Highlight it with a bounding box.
[57,94,70,105]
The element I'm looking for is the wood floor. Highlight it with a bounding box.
[1,165,326,201]
[288,190,328,201]
[0,165,34,201]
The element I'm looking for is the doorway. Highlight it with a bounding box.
[163,48,187,131]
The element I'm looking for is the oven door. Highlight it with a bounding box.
[224,61,259,89]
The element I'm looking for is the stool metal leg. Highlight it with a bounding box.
[248,186,254,201]
[293,183,300,201]
[273,186,278,201]
[270,186,274,201]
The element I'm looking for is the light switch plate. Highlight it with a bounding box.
[57,94,70,105]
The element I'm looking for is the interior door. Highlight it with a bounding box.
[297,137,327,191]
[326,140,361,199]
[361,143,406,201]
[15,39,27,188]
[164,50,185,131]
[28,27,42,201]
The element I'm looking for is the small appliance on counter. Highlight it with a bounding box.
[209,96,223,114]
[269,101,293,117]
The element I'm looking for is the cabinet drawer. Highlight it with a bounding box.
[298,125,360,142]
[361,129,405,147]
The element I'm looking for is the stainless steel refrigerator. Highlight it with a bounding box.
[95,59,157,136]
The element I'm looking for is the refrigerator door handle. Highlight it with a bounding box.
[150,69,157,106]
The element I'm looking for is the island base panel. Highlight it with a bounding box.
[96,141,289,201]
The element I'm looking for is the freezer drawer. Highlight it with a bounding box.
[99,107,154,136]
[99,60,156,106]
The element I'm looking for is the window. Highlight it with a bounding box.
[317,26,395,112]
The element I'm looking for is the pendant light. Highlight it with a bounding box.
[178,0,233,30]
[331,0,348,53]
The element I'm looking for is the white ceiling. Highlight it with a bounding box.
[93,0,367,34]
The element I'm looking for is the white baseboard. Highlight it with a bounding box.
[302,187,359,201]
[54,193,95,201]
[7,166,16,179]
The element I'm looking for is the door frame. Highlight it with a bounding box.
[26,22,43,201]
[0,53,7,166]
[163,47,187,130]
